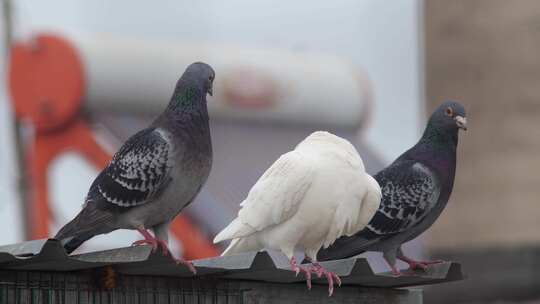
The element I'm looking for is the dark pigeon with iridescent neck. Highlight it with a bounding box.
[55,62,216,273]
[316,101,467,276]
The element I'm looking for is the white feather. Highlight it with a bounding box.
[214,131,381,261]
[213,151,313,242]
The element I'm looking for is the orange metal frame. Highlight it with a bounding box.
[8,34,218,260]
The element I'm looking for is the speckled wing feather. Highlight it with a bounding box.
[87,128,174,208]
[366,160,440,237]
[317,160,440,261]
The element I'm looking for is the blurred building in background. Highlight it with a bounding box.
[424,1,540,303]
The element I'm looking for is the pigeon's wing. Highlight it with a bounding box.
[366,160,441,236]
[316,160,440,261]
[87,128,176,208]
[213,151,314,242]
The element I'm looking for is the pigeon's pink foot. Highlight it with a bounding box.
[176,258,197,275]
[133,228,159,251]
[133,228,196,274]
[385,261,403,277]
[289,257,312,290]
[132,238,158,250]
[398,256,445,272]
[390,266,403,277]
[309,262,341,297]
[155,239,197,274]
[156,239,171,256]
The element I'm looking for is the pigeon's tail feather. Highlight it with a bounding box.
[54,202,116,254]
[316,233,380,261]
[60,234,93,254]
[221,236,261,256]
[213,218,255,244]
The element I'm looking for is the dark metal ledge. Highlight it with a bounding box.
[0,238,464,289]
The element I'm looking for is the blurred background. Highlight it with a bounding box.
[0,0,539,303]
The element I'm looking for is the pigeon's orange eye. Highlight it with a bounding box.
[445,107,453,117]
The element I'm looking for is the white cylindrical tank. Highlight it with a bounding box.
[65,33,372,128]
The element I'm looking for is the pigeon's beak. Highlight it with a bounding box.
[455,116,467,131]
[208,84,214,97]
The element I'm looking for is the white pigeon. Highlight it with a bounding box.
[213,131,381,295]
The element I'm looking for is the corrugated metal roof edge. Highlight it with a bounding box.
[0,239,464,288]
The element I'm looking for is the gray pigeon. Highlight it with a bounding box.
[55,62,215,273]
[315,101,467,276]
